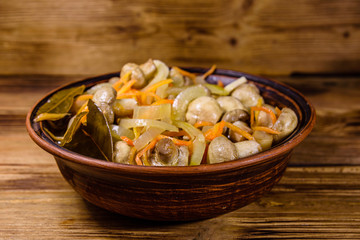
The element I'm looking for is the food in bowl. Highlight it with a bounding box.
[33,59,298,166]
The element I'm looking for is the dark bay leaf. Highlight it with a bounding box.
[34,113,69,122]
[83,100,113,161]
[36,85,85,117]
[60,111,88,146]
[64,127,106,160]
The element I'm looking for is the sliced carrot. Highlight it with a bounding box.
[145,79,173,93]
[202,64,216,79]
[113,71,131,90]
[172,66,197,80]
[204,121,225,141]
[75,94,93,101]
[217,80,224,88]
[117,79,137,95]
[135,137,158,165]
[275,107,282,117]
[251,106,277,125]
[224,122,254,140]
[157,135,192,146]
[252,126,281,135]
[193,121,214,128]
[120,136,134,146]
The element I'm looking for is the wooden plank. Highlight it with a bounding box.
[0,166,359,239]
[0,0,359,75]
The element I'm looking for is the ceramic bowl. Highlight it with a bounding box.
[26,68,315,221]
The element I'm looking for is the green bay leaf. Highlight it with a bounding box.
[36,85,85,117]
[83,100,113,161]
[60,111,88,146]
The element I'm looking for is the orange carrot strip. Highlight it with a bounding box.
[202,64,216,79]
[251,106,277,125]
[117,79,137,95]
[193,121,214,128]
[204,121,225,141]
[217,80,224,88]
[76,94,93,101]
[113,71,131,90]
[172,66,196,80]
[275,107,282,117]
[157,135,192,146]
[151,99,174,106]
[120,136,134,146]
[145,79,173,93]
[135,137,158,165]
[224,122,254,140]
[252,126,281,135]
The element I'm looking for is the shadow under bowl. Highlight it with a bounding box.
[26,68,316,221]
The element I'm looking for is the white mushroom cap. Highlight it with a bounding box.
[234,140,262,158]
[185,96,223,124]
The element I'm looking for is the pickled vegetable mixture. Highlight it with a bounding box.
[34,59,298,166]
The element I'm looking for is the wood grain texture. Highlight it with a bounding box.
[1,0,360,76]
[0,74,360,238]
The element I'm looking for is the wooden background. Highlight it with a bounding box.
[0,0,359,75]
[1,0,360,239]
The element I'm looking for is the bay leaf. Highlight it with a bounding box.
[36,85,85,117]
[60,111,88,146]
[34,113,69,122]
[64,127,106,160]
[83,100,113,161]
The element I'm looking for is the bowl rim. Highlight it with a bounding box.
[26,68,316,176]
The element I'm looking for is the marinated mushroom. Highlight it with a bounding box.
[120,63,146,88]
[93,85,116,105]
[86,83,113,95]
[216,96,246,112]
[273,107,298,142]
[139,59,157,80]
[150,138,188,166]
[113,141,131,164]
[257,104,276,128]
[231,83,264,109]
[234,140,262,158]
[252,130,273,150]
[228,121,252,142]
[186,96,223,124]
[222,109,249,123]
[207,136,238,164]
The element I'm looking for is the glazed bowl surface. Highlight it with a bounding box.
[26,68,315,221]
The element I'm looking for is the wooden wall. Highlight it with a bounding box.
[0,0,359,76]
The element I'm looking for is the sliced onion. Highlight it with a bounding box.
[133,127,164,151]
[133,104,171,123]
[119,118,178,132]
[110,124,135,140]
[204,84,229,96]
[172,85,208,121]
[224,76,247,93]
[174,121,206,166]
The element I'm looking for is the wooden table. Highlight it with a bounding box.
[1,74,359,239]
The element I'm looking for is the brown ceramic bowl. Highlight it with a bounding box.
[26,68,315,221]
